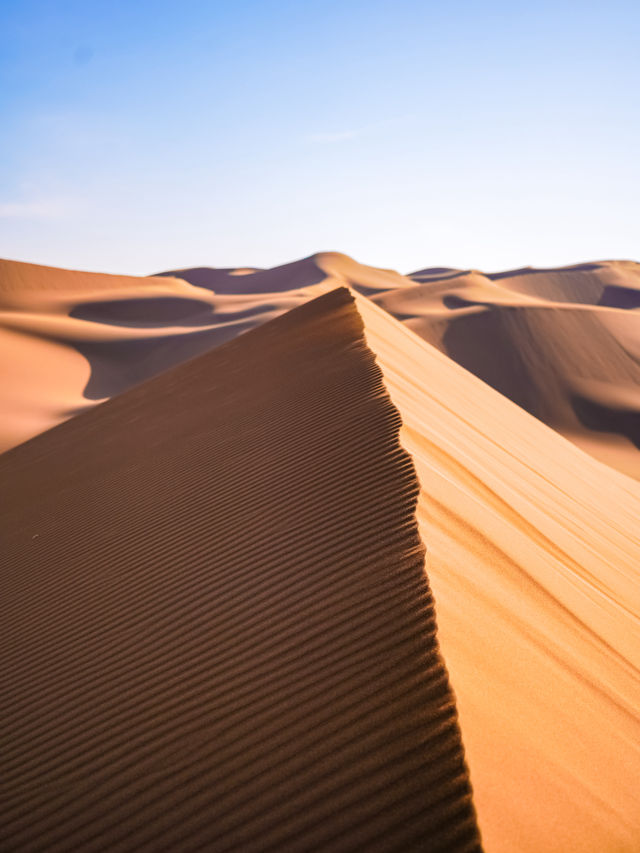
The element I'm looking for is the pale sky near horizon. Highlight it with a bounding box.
[1,0,638,276]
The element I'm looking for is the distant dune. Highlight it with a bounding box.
[2,252,640,851]
[2,254,639,479]
[377,260,640,480]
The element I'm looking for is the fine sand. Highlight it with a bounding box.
[2,254,639,479]
[356,293,640,853]
[375,261,640,479]
[2,252,640,851]
[0,290,480,852]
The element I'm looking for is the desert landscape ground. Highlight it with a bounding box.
[2,253,640,851]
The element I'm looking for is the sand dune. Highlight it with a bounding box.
[374,261,640,479]
[0,253,408,451]
[2,252,640,850]
[0,259,308,449]
[2,254,639,481]
[157,251,411,295]
[356,294,640,852]
[0,290,480,852]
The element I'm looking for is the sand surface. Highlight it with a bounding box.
[2,254,639,479]
[375,261,640,479]
[0,259,310,450]
[2,252,640,851]
[0,290,480,852]
[356,294,640,852]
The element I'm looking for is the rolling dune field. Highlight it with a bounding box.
[2,252,640,851]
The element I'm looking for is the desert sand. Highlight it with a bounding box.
[376,261,640,480]
[2,252,640,851]
[356,293,640,852]
[0,290,480,851]
[2,254,639,480]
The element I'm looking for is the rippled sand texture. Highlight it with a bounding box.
[0,290,481,852]
[2,252,640,851]
[356,294,640,853]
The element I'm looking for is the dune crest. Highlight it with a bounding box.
[375,260,640,479]
[0,289,481,852]
[356,294,640,852]
[2,254,639,480]
[2,253,640,849]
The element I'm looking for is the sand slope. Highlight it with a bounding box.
[0,253,407,452]
[355,294,640,852]
[375,261,640,479]
[2,253,640,850]
[0,259,309,451]
[2,254,639,481]
[0,290,480,852]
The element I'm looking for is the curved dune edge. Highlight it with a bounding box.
[0,289,482,852]
[2,255,640,849]
[355,294,640,853]
[3,254,640,480]
[0,258,312,450]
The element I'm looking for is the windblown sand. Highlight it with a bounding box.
[2,254,640,479]
[0,290,480,852]
[2,252,640,851]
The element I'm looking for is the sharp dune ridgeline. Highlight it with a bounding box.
[356,294,640,853]
[0,289,481,852]
[2,251,640,852]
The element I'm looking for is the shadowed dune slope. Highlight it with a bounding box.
[355,295,640,853]
[157,251,411,295]
[0,289,481,853]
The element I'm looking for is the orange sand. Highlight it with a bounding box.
[0,290,480,851]
[2,252,640,851]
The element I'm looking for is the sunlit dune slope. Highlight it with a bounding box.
[355,294,640,853]
[0,289,480,853]
[2,253,640,851]
[375,261,640,478]
[161,255,640,479]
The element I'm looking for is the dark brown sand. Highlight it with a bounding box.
[0,289,481,852]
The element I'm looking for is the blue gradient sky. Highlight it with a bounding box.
[1,0,638,274]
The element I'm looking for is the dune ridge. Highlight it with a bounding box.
[2,254,639,480]
[2,252,640,850]
[354,294,640,852]
[0,258,310,448]
[0,289,481,852]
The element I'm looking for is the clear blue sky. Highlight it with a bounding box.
[1,0,638,275]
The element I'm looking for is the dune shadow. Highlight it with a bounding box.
[442,308,539,417]
[156,257,327,294]
[598,286,640,310]
[70,297,216,328]
[76,321,260,400]
[410,264,604,284]
[407,267,462,281]
[487,263,602,281]
[571,395,640,449]
[443,294,478,310]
